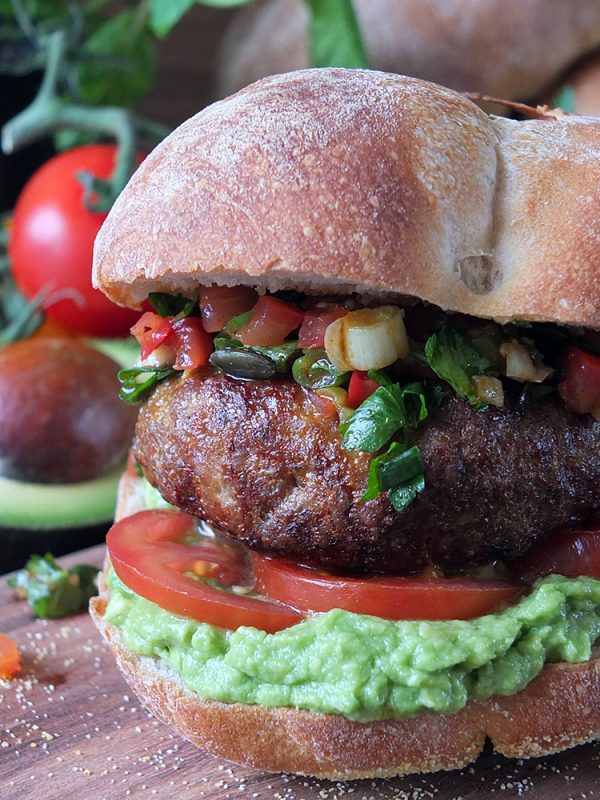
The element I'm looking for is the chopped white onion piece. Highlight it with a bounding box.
[141,344,176,368]
[500,340,553,383]
[324,306,409,372]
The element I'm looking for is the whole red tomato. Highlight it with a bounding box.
[9,144,141,337]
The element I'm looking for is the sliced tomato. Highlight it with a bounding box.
[0,633,20,678]
[237,296,305,347]
[107,510,303,633]
[511,525,600,584]
[169,317,213,370]
[346,371,380,408]
[200,285,258,333]
[252,555,522,620]
[558,347,600,415]
[298,306,348,349]
[131,311,173,360]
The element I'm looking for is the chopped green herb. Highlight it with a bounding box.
[389,473,426,512]
[340,382,428,453]
[223,310,253,337]
[424,325,493,409]
[148,292,195,318]
[9,554,97,619]
[361,442,424,502]
[118,365,176,403]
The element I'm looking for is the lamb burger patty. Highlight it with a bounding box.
[134,372,600,575]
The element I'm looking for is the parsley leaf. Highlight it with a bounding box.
[9,554,97,619]
[148,292,195,318]
[424,325,493,409]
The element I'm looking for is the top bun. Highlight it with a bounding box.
[93,69,600,329]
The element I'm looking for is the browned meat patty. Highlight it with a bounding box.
[134,371,600,575]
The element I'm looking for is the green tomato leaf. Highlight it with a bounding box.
[424,325,492,409]
[148,0,196,37]
[304,0,368,68]
[79,10,156,107]
[9,554,97,619]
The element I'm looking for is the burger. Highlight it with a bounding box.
[89,69,600,779]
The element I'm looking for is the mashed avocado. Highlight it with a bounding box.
[104,569,600,721]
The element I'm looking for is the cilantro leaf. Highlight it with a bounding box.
[9,554,97,619]
[424,325,492,408]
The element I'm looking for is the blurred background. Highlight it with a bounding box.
[1,0,599,575]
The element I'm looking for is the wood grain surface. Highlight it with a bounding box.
[1,545,599,800]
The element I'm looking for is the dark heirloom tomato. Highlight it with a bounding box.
[9,144,142,337]
[252,555,522,620]
[107,510,303,633]
[199,285,258,332]
[512,526,600,583]
[558,347,600,415]
[237,296,305,346]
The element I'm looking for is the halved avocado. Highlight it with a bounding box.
[1,467,121,573]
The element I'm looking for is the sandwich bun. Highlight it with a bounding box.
[90,471,600,779]
[93,69,600,330]
[91,68,600,779]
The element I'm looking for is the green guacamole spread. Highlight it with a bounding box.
[105,568,600,721]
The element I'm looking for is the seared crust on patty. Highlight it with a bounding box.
[134,372,600,574]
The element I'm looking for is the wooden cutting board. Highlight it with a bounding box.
[1,545,599,800]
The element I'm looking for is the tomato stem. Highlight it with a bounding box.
[1,29,168,213]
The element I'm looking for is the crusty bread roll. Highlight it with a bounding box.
[90,472,600,779]
[216,0,600,103]
[93,69,600,330]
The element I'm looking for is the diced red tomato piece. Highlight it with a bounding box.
[298,306,348,348]
[346,371,380,408]
[309,392,338,419]
[168,317,213,370]
[558,347,600,415]
[237,296,305,347]
[0,634,20,678]
[131,311,173,360]
[199,285,258,333]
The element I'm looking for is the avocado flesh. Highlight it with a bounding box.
[0,467,121,529]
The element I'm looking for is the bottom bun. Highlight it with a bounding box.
[90,473,600,779]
